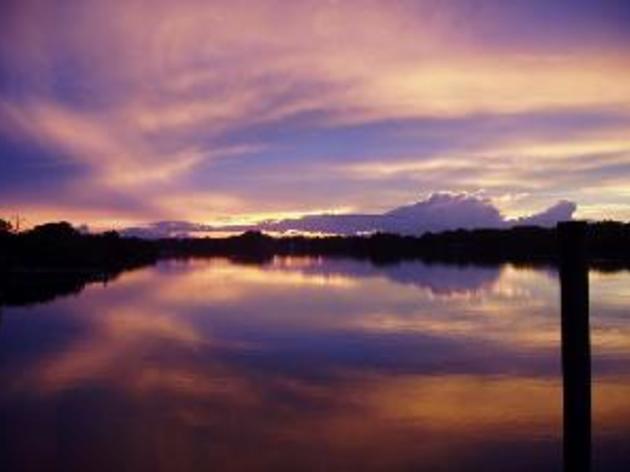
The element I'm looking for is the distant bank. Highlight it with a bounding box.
[3,220,630,307]
[2,219,630,270]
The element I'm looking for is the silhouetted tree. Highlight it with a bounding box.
[0,219,12,234]
[29,221,79,239]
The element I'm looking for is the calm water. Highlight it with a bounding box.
[1,257,629,471]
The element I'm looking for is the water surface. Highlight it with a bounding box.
[1,258,629,470]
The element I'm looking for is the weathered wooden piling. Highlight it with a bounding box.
[558,221,591,472]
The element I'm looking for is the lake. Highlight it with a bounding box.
[1,257,629,471]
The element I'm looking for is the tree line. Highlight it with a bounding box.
[3,218,630,271]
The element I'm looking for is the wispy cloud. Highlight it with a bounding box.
[1,0,630,224]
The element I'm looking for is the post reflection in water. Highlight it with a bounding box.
[559,222,591,472]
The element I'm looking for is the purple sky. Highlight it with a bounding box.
[1,0,630,229]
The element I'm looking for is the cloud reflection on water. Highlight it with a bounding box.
[1,258,630,470]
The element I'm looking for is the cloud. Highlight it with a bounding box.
[253,192,575,235]
[514,200,577,227]
[124,192,576,237]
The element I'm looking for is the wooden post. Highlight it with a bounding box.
[558,221,591,472]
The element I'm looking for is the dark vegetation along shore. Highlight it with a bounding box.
[0,221,156,306]
[159,222,630,267]
[2,218,630,306]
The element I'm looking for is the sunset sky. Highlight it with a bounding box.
[1,0,630,229]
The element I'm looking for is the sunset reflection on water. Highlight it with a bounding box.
[1,258,629,470]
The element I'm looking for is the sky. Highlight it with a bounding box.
[1,0,630,230]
